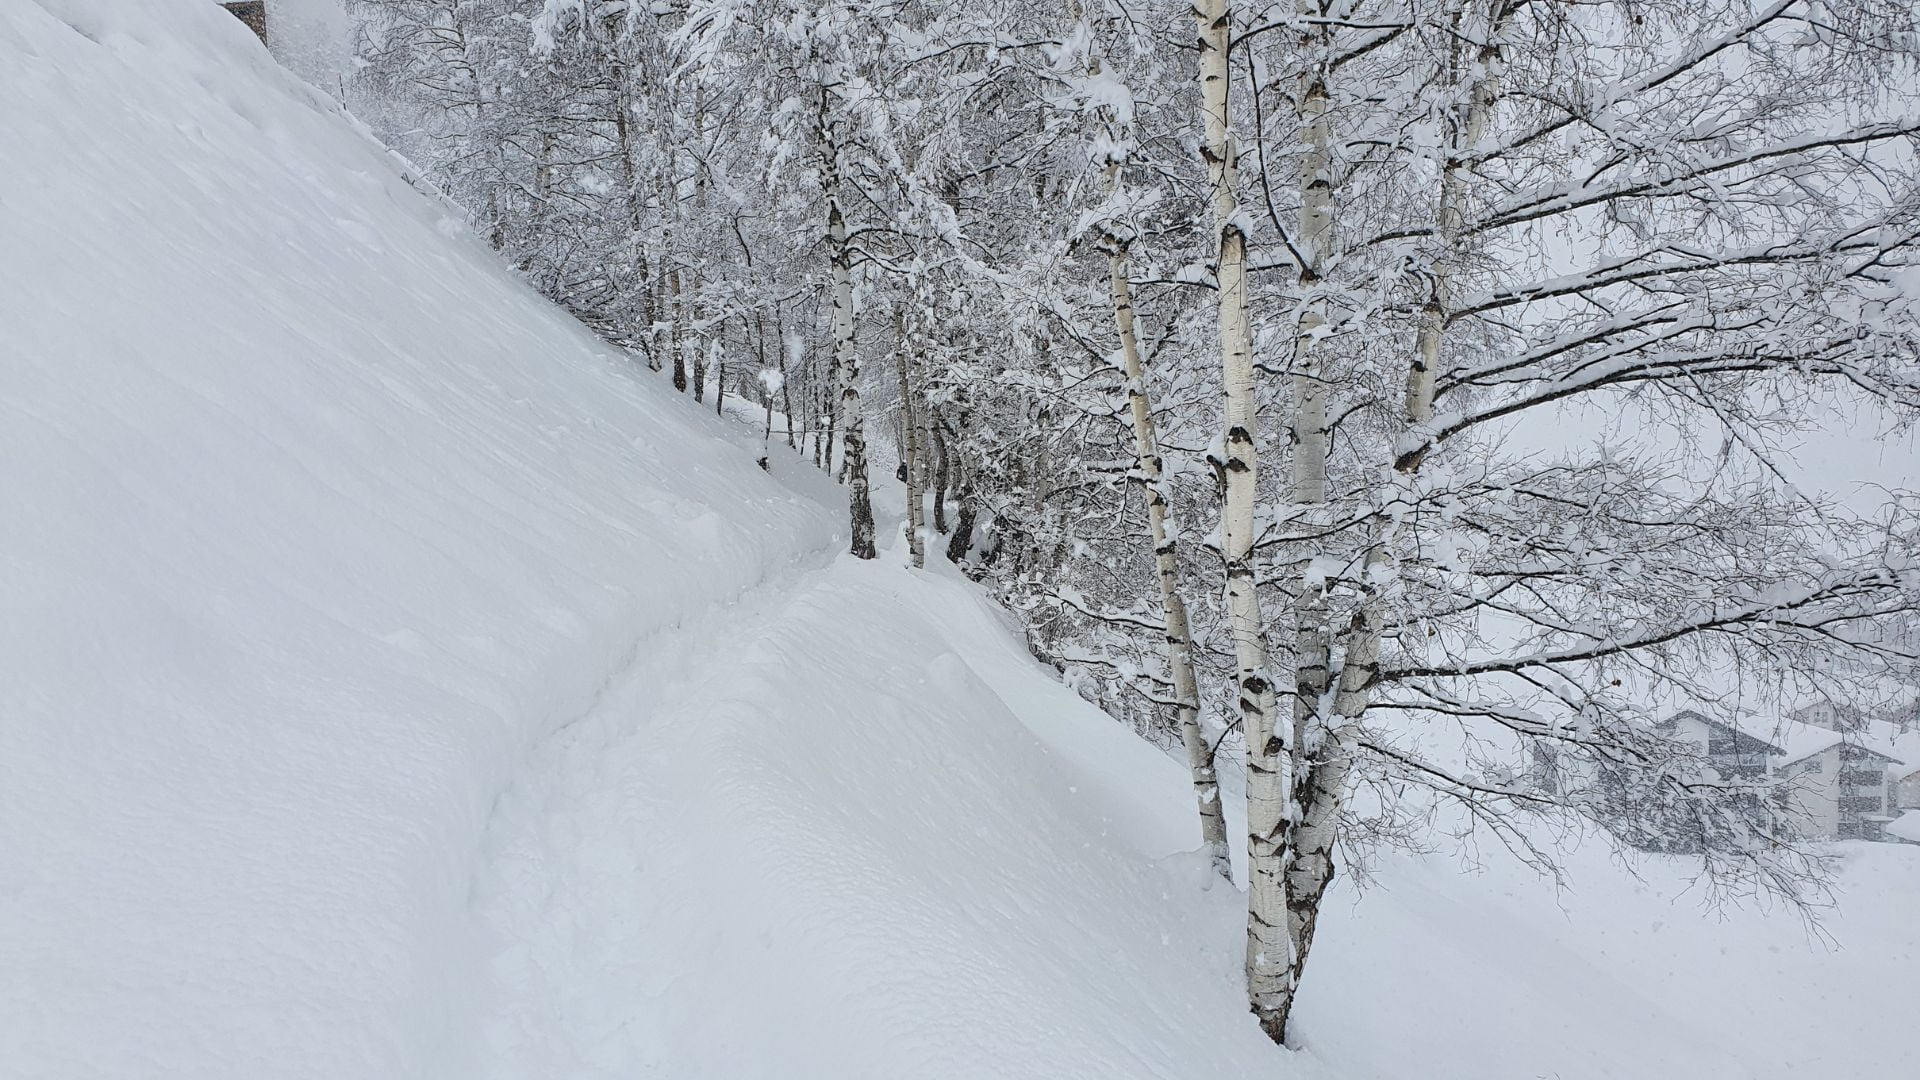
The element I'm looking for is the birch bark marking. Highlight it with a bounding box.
[823,369,838,476]
[1195,0,1286,1031]
[1103,174,1232,880]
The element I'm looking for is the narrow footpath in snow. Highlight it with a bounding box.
[470,451,1295,1079]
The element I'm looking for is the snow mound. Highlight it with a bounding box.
[1,3,834,1077]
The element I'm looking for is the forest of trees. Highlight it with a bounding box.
[350,0,1920,1043]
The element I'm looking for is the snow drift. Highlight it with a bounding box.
[4,4,1916,1080]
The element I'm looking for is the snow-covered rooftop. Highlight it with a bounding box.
[1888,812,1920,845]
[1878,728,1920,778]
[1765,719,1910,767]
[1769,724,1847,766]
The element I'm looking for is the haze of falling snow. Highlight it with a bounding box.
[4,2,1917,1078]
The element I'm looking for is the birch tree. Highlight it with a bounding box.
[1223,0,1920,1040]
[1058,2,1234,878]
[894,305,927,568]
[1193,0,1300,1031]
[818,72,878,558]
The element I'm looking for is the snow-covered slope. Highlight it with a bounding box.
[4,4,1916,1080]
[1,3,835,1076]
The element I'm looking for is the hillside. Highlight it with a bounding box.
[2,3,835,1074]
[3,4,1915,1079]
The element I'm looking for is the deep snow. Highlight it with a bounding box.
[4,3,1916,1079]
[1,3,835,1076]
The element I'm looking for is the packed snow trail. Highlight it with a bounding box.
[474,527,1296,1079]
[6,5,1919,1080]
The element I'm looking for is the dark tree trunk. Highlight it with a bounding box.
[930,416,950,534]
[670,272,687,393]
[946,469,976,565]
[824,385,837,478]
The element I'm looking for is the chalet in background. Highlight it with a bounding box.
[1661,709,1920,842]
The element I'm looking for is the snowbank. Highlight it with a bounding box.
[0,3,834,1077]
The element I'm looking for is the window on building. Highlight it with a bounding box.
[1838,795,1884,815]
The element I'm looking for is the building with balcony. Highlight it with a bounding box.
[1773,727,1907,841]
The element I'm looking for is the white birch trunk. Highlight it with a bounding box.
[1194,0,1288,1035]
[820,83,876,559]
[670,269,688,393]
[1272,14,1506,1042]
[1405,17,1495,436]
[1105,187,1233,881]
[1244,8,1340,1043]
[1070,0,1235,882]
[895,310,926,568]
[929,415,949,534]
[823,369,838,476]
[692,86,710,404]
[779,309,796,449]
